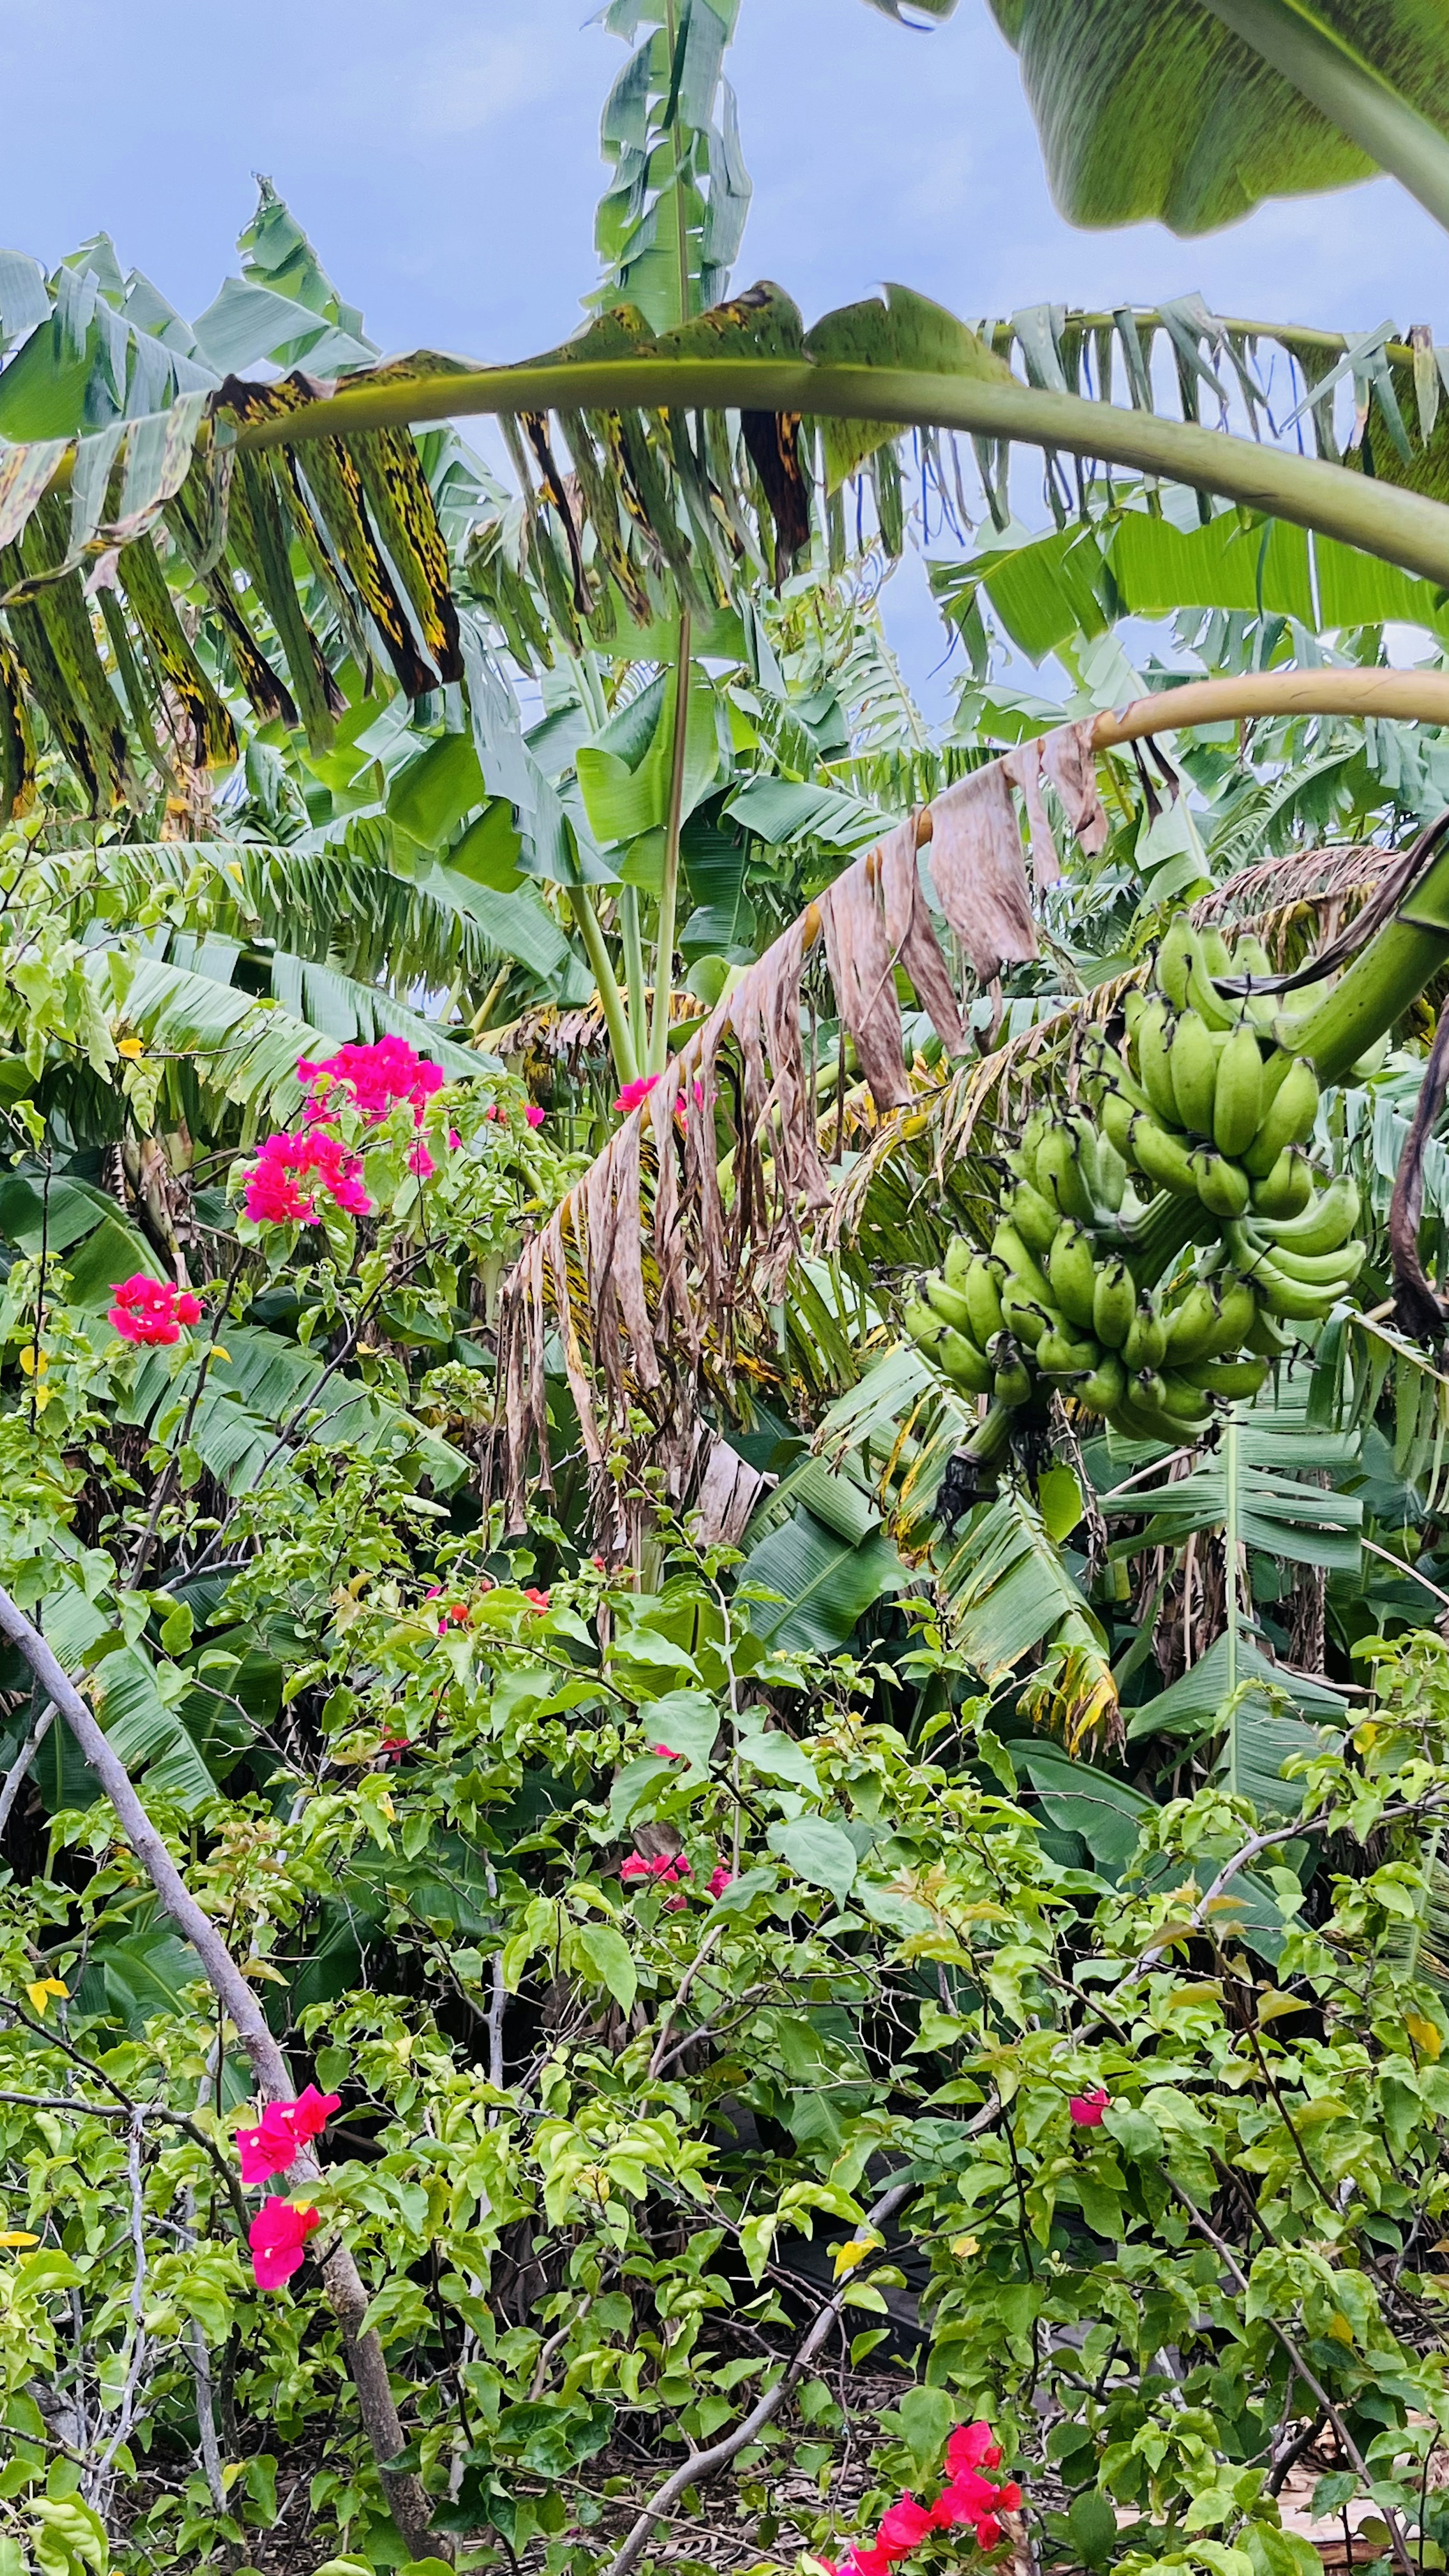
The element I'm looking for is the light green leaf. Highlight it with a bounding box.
[576,1923,638,2015]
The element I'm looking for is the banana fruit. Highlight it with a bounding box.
[904,913,1371,1459]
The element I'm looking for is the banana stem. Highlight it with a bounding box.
[1286,887,1449,1083]
[1121,1191,1212,1290]
[620,884,648,1060]
[566,883,638,1090]
[1224,1410,1241,1797]
[648,605,693,1076]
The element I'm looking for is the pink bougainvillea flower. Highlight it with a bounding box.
[523,1588,551,1613]
[652,1743,682,1760]
[932,2471,1000,2527]
[408,1139,436,1179]
[1069,2088,1110,2127]
[248,2197,320,2290]
[297,1037,443,1130]
[108,1275,205,1347]
[243,1129,372,1226]
[946,2423,1003,2478]
[448,1127,462,1148]
[379,1730,410,1762]
[878,2498,937,2556]
[846,2547,897,2576]
[614,1073,661,1115]
[708,1864,733,1898]
[975,2521,1003,2552]
[235,2084,341,2187]
[525,1104,546,1127]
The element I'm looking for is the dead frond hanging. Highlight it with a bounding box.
[491,718,1108,1536]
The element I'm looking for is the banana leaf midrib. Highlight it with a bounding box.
[223,358,1449,592]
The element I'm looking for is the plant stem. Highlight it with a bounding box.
[648,604,693,1076]
[1224,1409,1241,1796]
[1287,866,1449,1079]
[566,882,638,1089]
[237,362,1449,591]
[0,1582,443,2566]
[620,884,648,1060]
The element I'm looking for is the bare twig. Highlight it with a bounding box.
[1170,2181,1416,2576]
[0,1692,55,1838]
[599,2172,918,2576]
[0,1581,443,2565]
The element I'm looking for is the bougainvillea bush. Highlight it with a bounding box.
[9,1145,1449,2576]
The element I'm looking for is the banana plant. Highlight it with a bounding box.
[1100,1378,1361,1809]
[866,0,1449,238]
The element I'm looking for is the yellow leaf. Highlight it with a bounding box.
[831,2235,880,2278]
[17,1346,45,1375]
[950,2233,980,2259]
[0,2231,39,2248]
[31,1383,51,1412]
[25,1979,68,2016]
[1407,2012,1443,2059]
[210,1346,231,1364]
[1327,2312,1356,2345]
[117,1036,145,1060]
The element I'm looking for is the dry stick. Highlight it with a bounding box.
[1171,2179,1417,2576]
[600,2173,917,2576]
[0,1581,442,2567]
[0,1692,55,1838]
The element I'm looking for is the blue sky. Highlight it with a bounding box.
[4,0,1444,707]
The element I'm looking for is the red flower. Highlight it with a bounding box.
[235,2084,341,2187]
[708,1864,733,1897]
[1069,2089,1110,2127]
[523,1588,551,1613]
[526,1104,546,1127]
[947,2423,1003,2478]
[878,2498,936,2556]
[622,1850,690,1910]
[846,2550,896,2576]
[248,2197,320,2290]
[379,1730,410,1762]
[108,1275,204,1346]
[652,1742,682,1760]
[975,2520,1002,2552]
[244,1129,372,1225]
[298,1037,443,1129]
[614,1073,661,1115]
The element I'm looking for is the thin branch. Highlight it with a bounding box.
[599,2173,917,2576]
[0,1692,55,1838]
[0,1581,443,2567]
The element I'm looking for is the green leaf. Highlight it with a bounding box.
[639,1689,719,1777]
[388,731,486,849]
[985,0,1449,237]
[575,661,719,847]
[896,2384,954,2478]
[769,1818,858,1904]
[575,1923,638,2015]
[738,1507,906,1652]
